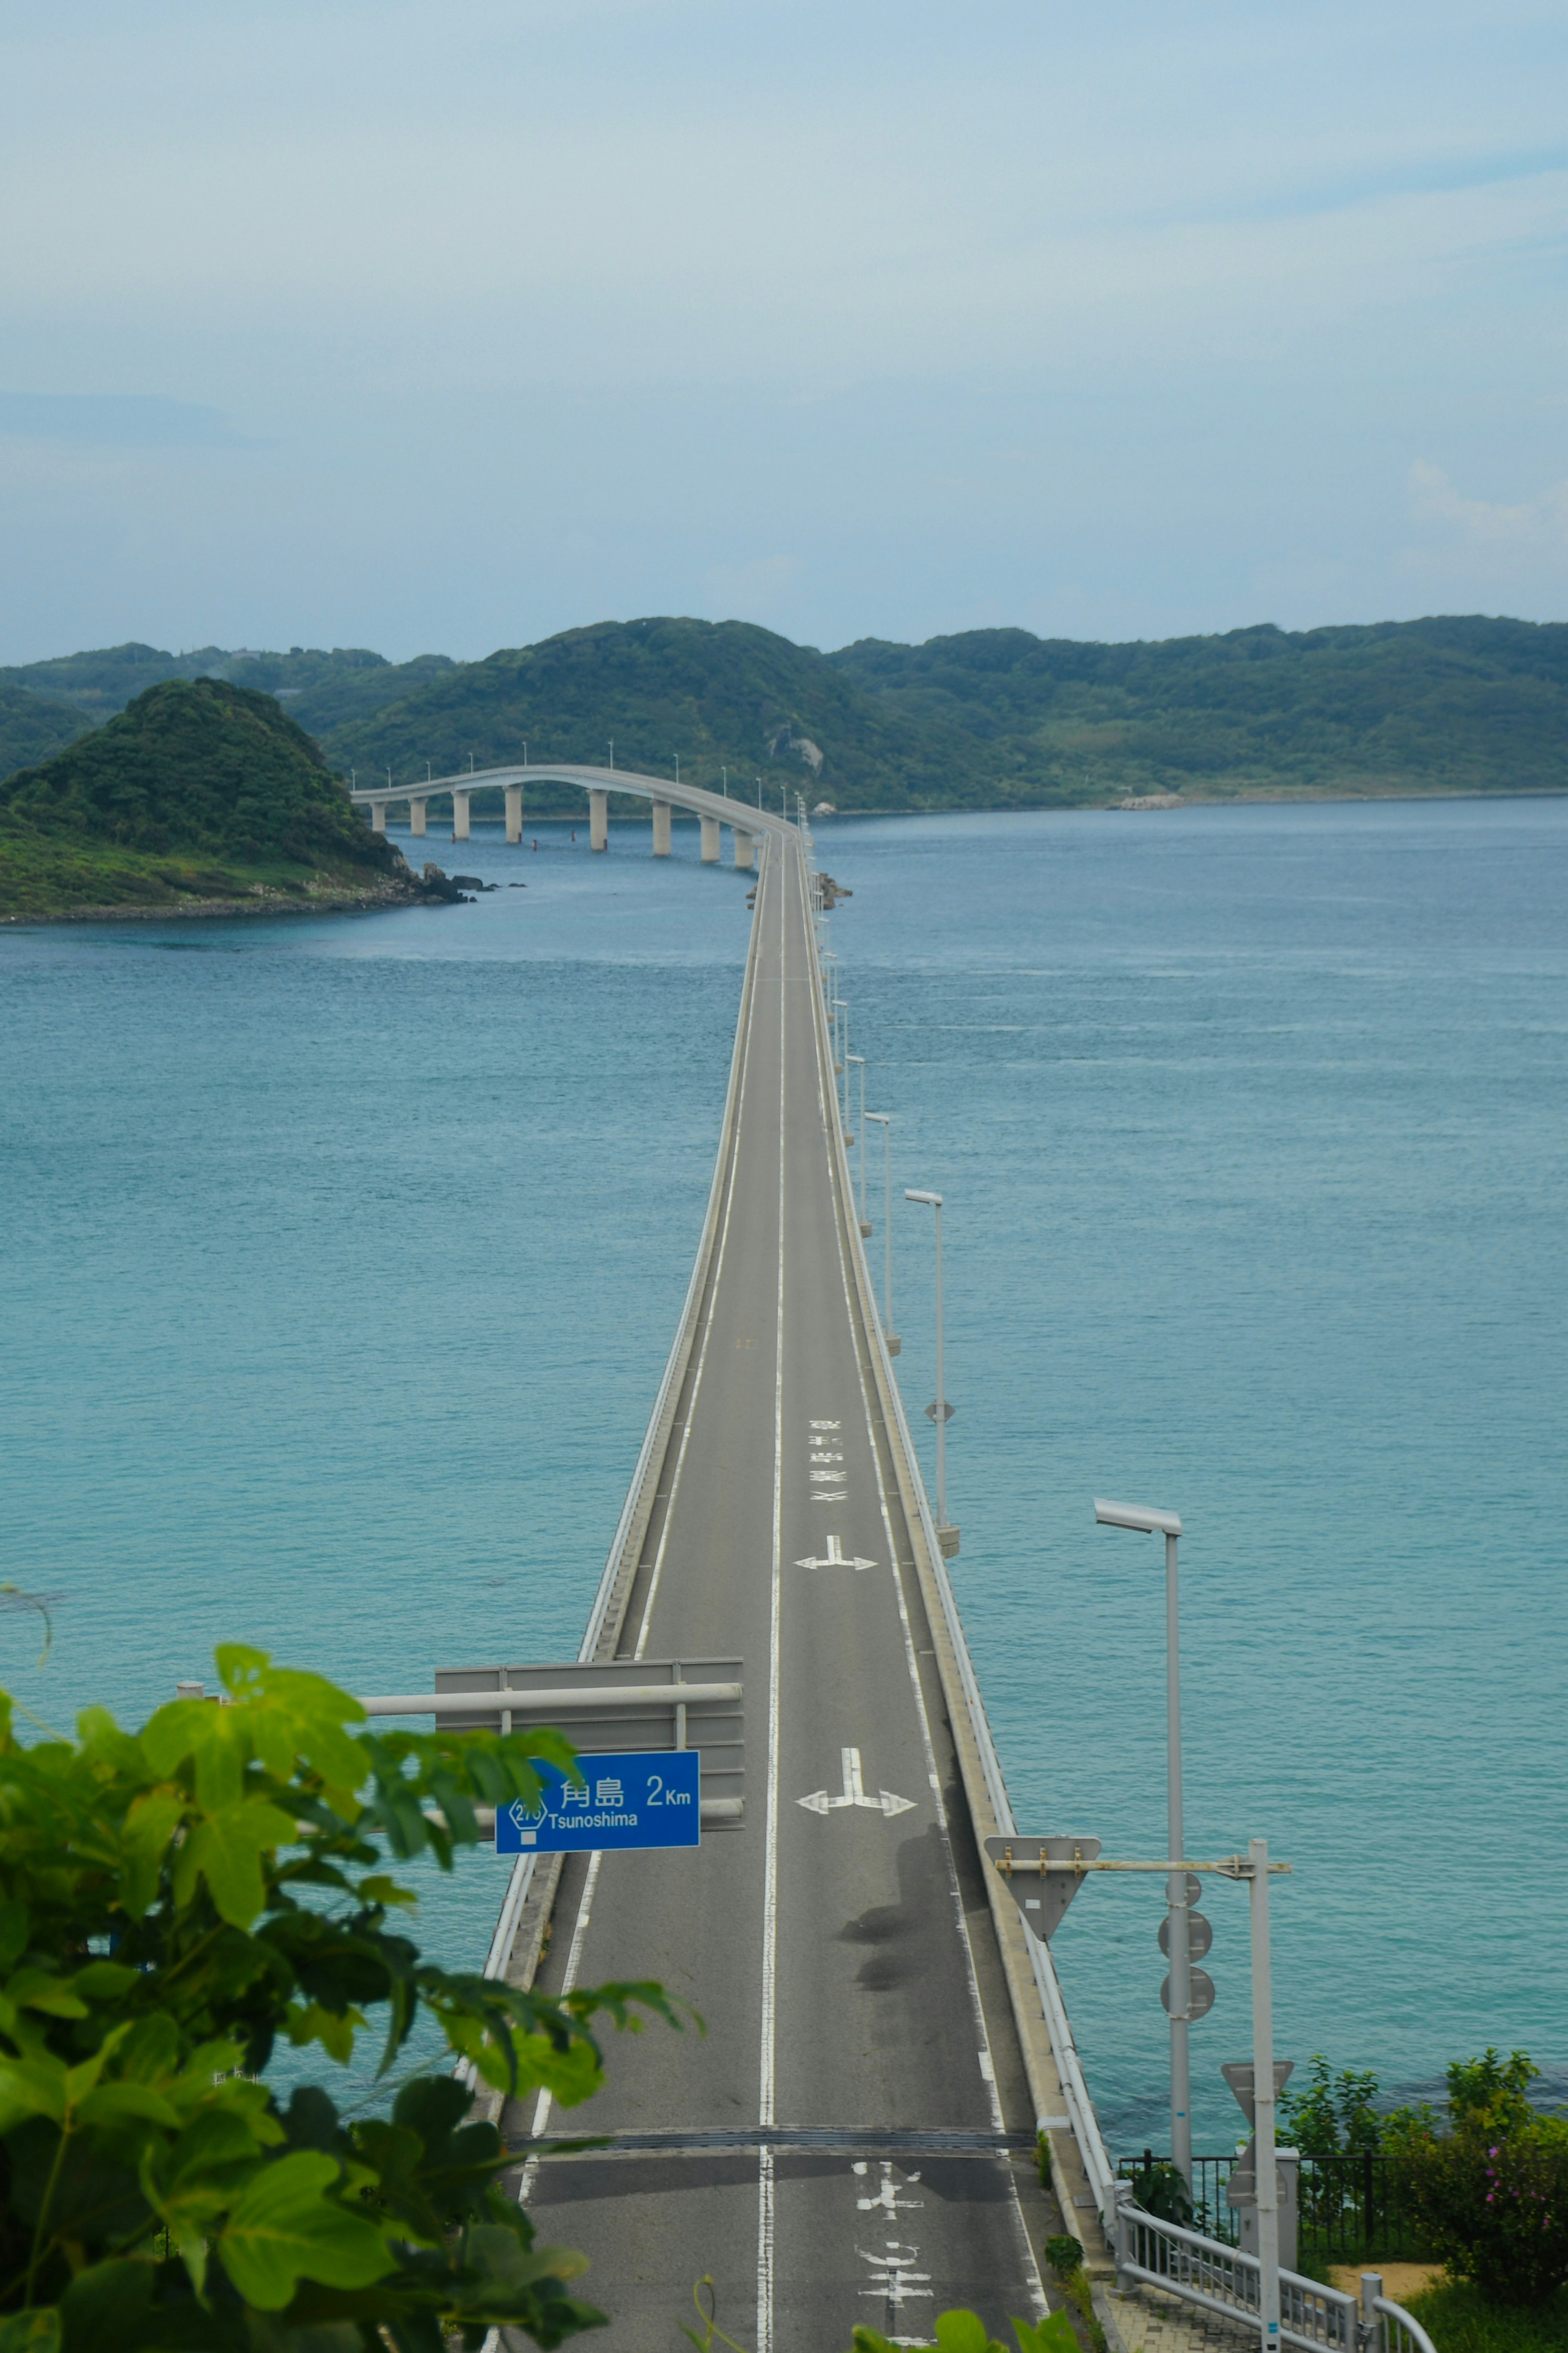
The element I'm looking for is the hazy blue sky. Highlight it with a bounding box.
[2,0,1566,662]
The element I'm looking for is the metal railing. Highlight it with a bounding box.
[1117,2152,1424,2262]
[1116,2201,1357,2353]
[1361,2277,1438,2353]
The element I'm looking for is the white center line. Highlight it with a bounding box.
[756,841,786,2353]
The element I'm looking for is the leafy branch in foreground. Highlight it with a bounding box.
[0,1643,684,2351]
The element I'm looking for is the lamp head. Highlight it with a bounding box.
[1094,1498,1182,1539]
[905,1188,943,1208]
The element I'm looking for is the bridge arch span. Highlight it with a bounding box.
[347,761,793,865]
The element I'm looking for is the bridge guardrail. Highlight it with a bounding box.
[1116,2201,1360,2352]
[481,835,773,1986]
[800,837,1123,2246]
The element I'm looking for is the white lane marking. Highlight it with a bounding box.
[859,2245,933,2309]
[978,2050,996,2083]
[793,1534,878,1572]
[514,1846,605,2206]
[857,2160,925,2215]
[756,838,786,2353]
[797,1746,915,1817]
[632,830,765,1661]
[813,927,1047,2313]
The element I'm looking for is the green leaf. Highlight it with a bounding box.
[216,2150,395,2311]
[1013,2314,1080,2353]
[851,2333,897,2353]
[170,1798,300,1927]
[73,2081,182,2131]
[935,2315,1004,2353]
[0,1897,30,1970]
[0,2052,69,2130]
[0,2313,61,2353]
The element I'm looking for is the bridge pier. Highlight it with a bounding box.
[590,789,608,851]
[734,831,755,871]
[370,801,388,834]
[505,784,522,845]
[700,814,721,863]
[409,798,427,838]
[652,800,672,857]
[452,789,471,842]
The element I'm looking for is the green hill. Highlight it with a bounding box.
[9,612,1568,824]
[0,677,431,921]
[0,685,96,781]
[315,616,993,815]
[0,642,458,776]
[828,616,1568,800]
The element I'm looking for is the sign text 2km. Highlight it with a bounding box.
[495,1749,702,1853]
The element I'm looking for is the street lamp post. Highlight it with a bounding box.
[865,1114,899,1352]
[832,1000,851,1133]
[847,1055,869,1231]
[906,1190,956,1554]
[1093,1497,1192,2190]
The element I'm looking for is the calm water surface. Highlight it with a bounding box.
[2,800,1564,2147]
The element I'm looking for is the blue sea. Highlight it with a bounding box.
[2,798,1564,2150]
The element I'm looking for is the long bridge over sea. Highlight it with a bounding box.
[350,761,773,865]
[350,780,1430,2353]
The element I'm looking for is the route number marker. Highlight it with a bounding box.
[798,1746,915,1818]
[794,1534,878,1572]
[496,1748,701,1853]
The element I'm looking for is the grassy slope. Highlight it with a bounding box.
[317,616,1005,813]
[1407,2281,1568,2353]
[829,617,1568,798]
[0,676,412,918]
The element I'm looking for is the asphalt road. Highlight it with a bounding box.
[508,836,1051,2352]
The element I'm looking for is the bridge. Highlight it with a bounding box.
[463,815,1114,2351]
[347,762,782,867]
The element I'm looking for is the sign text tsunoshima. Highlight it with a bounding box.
[495,1749,702,1853]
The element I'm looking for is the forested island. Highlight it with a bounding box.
[3,612,1566,915]
[0,679,447,921]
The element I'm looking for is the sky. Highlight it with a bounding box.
[2,0,1567,664]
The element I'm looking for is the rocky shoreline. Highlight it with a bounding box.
[0,864,470,926]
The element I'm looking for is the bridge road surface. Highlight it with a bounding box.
[505,835,1050,2351]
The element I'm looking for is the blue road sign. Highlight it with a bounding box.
[495,1749,702,1854]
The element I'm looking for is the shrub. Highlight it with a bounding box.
[0,1644,679,2348]
[1402,2054,1568,2306]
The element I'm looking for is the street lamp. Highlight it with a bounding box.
[906,1190,957,1556]
[847,1055,869,1231]
[864,1114,899,1354]
[832,999,851,1133]
[1093,1496,1193,2190]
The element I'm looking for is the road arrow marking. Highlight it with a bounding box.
[798,1747,915,1818]
[794,1534,878,1572]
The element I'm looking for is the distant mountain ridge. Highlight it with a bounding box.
[5,613,1568,809]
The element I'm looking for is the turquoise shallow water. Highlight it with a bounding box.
[2,800,1564,2149]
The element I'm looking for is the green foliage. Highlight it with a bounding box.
[317,617,981,817]
[1407,2275,1568,2353]
[14,611,1568,825]
[851,2310,1078,2353]
[0,646,454,741]
[0,691,93,791]
[1280,2056,1385,2158]
[1380,2052,1568,2307]
[0,680,428,918]
[1126,2157,1193,2228]
[1042,2237,1084,2280]
[0,1643,681,2347]
[831,615,1568,800]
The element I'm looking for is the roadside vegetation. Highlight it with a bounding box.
[0,1642,684,2348]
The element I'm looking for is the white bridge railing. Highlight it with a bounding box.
[1115,2204,1438,2353]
